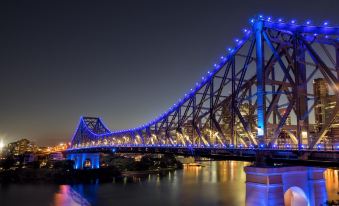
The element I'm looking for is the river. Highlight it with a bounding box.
[0,161,338,206]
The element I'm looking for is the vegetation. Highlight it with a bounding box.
[0,153,183,184]
[325,200,339,206]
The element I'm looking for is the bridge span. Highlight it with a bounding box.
[67,15,339,169]
[66,145,339,169]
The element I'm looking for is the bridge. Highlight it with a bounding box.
[66,15,339,170]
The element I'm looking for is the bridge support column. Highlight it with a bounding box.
[67,153,100,170]
[254,20,266,144]
[244,166,327,206]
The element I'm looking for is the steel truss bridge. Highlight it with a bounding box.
[67,15,339,166]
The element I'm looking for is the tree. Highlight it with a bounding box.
[1,156,15,170]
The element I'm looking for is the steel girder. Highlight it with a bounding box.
[70,17,339,150]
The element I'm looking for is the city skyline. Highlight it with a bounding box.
[1,0,339,146]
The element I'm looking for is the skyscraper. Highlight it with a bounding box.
[313,78,339,146]
[313,78,329,129]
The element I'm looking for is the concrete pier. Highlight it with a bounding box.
[67,153,100,169]
[244,166,327,206]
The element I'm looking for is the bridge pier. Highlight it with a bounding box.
[67,153,100,170]
[244,166,327,206]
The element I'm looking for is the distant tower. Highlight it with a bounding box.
[313,78,329,129]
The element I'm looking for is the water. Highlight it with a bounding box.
[0,161,338,206]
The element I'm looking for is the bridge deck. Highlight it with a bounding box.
[66,146,339,167]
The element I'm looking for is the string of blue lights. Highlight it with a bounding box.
[71,15,339,149]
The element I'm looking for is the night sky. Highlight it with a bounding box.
[0,0,338,145]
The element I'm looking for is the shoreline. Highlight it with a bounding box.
[0,166,182,184]
[121,167,178,176]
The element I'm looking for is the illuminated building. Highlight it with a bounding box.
[49,152,65,161]
[219,102,257,145]
[51,143,68,152]
[313,78,339,145]
[37,143,68,154]
[278,107,291,125]
[7,139,38,155]
[313,78,329,129]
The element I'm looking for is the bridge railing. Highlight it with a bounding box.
[68,142,339,152]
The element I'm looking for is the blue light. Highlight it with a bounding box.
[72,15,339,147]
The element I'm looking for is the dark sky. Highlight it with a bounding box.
[0,0,338,146]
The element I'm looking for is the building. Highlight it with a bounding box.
[49,152,65,161]
[7,139,38,156]
[278,107,292,125]
[313,78,329,129]
[313,78,339,145]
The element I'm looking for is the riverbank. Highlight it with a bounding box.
[0,154,183,184]
[0,167,120,184]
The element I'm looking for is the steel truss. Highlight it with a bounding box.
[71,16,339,150]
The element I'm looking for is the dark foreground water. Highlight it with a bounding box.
[0,161,338,206]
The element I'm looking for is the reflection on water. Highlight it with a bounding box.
[0,161,338,206]
[325,168,339,201]
[51,161,251,206]
[182,161,251,184]
[53,185,93,206]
